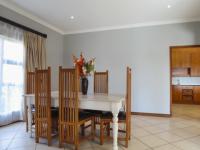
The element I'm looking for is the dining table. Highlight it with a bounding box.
[24,91,125,150]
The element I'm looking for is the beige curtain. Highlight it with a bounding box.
[24,31,47,72]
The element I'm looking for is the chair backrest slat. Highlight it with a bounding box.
[35,67,51,143]
[26,72,35,94]
[94,70,108,94]
[59,66,79,144]
[126,67,132,138]
[126,67,131,117]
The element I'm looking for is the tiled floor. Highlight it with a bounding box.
[1,104,200,150]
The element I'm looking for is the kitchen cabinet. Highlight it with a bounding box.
[172,85,200,104]
[172,85,182,103]
[193,86,200,104]
[171,46,200,77]
[171,48,191,69]
[191,48,200,76]
[172,85,194,104]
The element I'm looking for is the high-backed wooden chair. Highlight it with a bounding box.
[94,70,108,94]
[59,67,94,150]
[92,71,109,135]
[25,72,35,133]
[35,67,52,146]
[100,67,131,147]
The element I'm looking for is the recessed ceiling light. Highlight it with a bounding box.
[167,5,171,8]
[70,16,74,20]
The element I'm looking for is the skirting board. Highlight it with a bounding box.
[132,112,171,117]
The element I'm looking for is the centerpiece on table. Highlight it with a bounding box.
[72,52,95,95]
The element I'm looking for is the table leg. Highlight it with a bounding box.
[111,102,121,150]
[112,112,119,150]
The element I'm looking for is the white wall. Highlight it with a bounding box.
[64,22,200,115]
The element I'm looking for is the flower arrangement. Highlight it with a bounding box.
[72,52,95,77]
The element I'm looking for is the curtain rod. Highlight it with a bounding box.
[0,16,47,38]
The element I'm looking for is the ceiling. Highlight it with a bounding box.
[1,0,200,34]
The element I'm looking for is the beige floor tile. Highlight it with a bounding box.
[0,131,15,140]
[154,123,177,131]
[123,138,150,150]
[143,126,165,134]
[8,138,36,149]
[36,143,64,150]
[153,144,181,150]
[156,132,183,142]
[133,128,151,138]
[189,136,200,145]
[7,147,35,150]
[133,120,153,128]
[171,128,198,138]
[0,139,11,150]
[173,140,200,150]
[138,135,167,148]
[183,126,200,135]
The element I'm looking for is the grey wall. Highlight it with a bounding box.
[64,22,200,114]
[0,5,64,90]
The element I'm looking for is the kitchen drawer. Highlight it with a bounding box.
[182,89,193,96]
[182,95,193,101]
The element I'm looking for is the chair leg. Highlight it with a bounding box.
[129,121,131,140]
[91,117,95,140]
[100,121,104,145]
[106,123,110,137]
[26,106,28,132]
[81,124,85,136]
[94,118,96,137]
[35,136,39,143]
[75,133,80,150]
[48,136,52,146]
[125,130,129,148]
[75,144,79,150]
[125,139,128,148]
[59,124,62,148]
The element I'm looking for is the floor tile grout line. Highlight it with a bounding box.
[5,127,19,150]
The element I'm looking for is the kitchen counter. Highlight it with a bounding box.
[172,85,200,86]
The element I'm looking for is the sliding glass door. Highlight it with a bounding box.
[0,35,24,126]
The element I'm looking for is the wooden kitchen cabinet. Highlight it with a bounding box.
[171,48,191,69]
[173,85,200,104]
[193,86,200,104]
[172,85,182,103]
[191,48,200,76]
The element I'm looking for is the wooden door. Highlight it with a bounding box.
[191,48,200,76]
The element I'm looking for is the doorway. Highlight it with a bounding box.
[170,45,200,117]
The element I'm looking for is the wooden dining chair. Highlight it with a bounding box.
[81,70,109,137]
[93,70,109,135]
[59,66,94,150]
[25,72,35,133]
[94,70,108,94]
[99,67,132,147]
[35,67,52,146]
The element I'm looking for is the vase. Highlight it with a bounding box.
[81,77,88,95]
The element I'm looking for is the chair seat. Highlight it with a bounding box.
[83,109,103,115]
[101,111,126,121]
[51,107,59,118]
[31,107,59,117]
[79,111,94,121]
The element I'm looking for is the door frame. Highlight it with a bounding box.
[169,45,200,116]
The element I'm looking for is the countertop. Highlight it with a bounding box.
[172,84,200,86]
